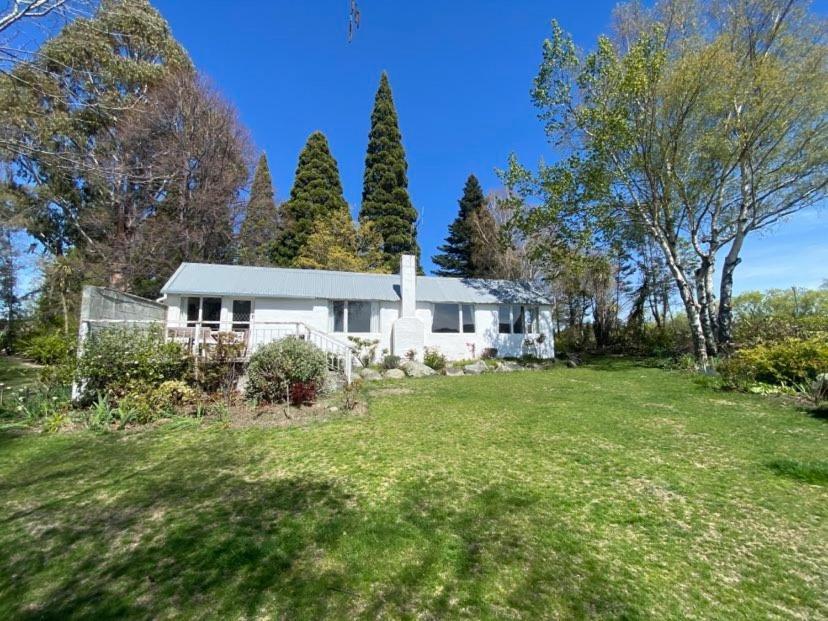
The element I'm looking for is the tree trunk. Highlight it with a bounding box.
[717,229,747,351]
[694,257,718,357]
[651,231,710,366]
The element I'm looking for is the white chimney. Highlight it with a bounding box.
[392,254,424,358]
[400,254,417,318]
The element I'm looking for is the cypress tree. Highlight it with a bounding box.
[359,72,419,272]
[273,132,351,266]
[432,174,486,277]
[238,153,279,266]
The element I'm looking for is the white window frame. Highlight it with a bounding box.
[431,303,475,334]
[330,300,377,333]
[230,298,254,332]
[184,296,222,329]
[498,304,540,335]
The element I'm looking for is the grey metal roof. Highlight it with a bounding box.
[161,263,550,304]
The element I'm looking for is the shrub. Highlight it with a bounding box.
[718,337,828,389]
[75,326,190,403]
[481,348,498,360]
[245,337,328,404]
[381,354,400,370]
[423,347,447,371]
[22,332,75,365]
[195,332,246,395]
[733,288,828,347]
[348,337,379,367]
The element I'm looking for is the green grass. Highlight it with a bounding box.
[1,361,826,619]
[0,355,40,390]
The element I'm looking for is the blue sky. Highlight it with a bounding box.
[17,0,827,293]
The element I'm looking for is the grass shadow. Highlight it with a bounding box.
[767,458,828,486]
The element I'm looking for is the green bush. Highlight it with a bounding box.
[381,354,400,370]
[75,326,190,403]
[733,288,828,347]
[718,337,828,389]
[423,347,447,371]
[22,332,75,366]
[245,337,328,404]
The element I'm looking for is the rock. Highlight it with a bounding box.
[323,371,346,394]
[328,406,340,413]
[383,368,406,380]
[400,360,436,378]
[496,361,521,373]
[464,360,489,375]
[566,359,578,368]
[359,368,383,381]
[445,366,464,377]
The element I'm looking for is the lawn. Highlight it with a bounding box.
[0,361,826,619]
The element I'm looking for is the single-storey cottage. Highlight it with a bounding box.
[158,255,554,364]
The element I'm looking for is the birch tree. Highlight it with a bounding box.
[515,0,826,363]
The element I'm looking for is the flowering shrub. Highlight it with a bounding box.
[245,337,328,404]
[75,326,190,404]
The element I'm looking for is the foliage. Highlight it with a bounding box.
[433,174,487,277]
[118,380,198,425]
[718,337,828,389]
[732,288,828,347]
[513,1,828,362]
[348,337,379,367]
[423,347,447,371]
[1,381,71,429]
[359,72,420,271]
[238,153,280,266]
[21,331,75,366]
[381,354,400,370]
[194,332,246,396]
[1,0,190,286]
[294,210,387,273]
[341,378,362,412]
[245,337,328,404]
[75,326,190,403]
[273,132,351,267]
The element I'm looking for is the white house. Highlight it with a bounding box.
[158,254,554,364]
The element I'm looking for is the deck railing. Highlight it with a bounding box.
[165,321,355,383]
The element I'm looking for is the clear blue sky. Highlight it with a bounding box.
[122,1,827,289]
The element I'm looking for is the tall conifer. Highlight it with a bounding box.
[273,132,351,266]
[359,72,419,272]
[238,153,279,266]
[432,174,486,277]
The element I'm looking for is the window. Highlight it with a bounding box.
[433,304,460,333]
[499,304,540,334]
[331,301,373,333]
[432,304,475,334]
[333,301,346,333]
[498,304,512,334]
[186,296,221,330]
[232,300,251,331]
[461,304,475,333]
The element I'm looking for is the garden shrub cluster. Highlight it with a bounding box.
[245,337,328,404]
[423,347,447,371]
[75,326,190,403]
[718,336,828,389]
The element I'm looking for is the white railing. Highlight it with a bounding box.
[165,321,355,383]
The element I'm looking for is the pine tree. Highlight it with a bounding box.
[359,72,419,272]
[238,154,279,266]
[272,132,350,266]
[432,174,486,277]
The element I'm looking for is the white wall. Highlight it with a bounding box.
[163,295,554,361]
